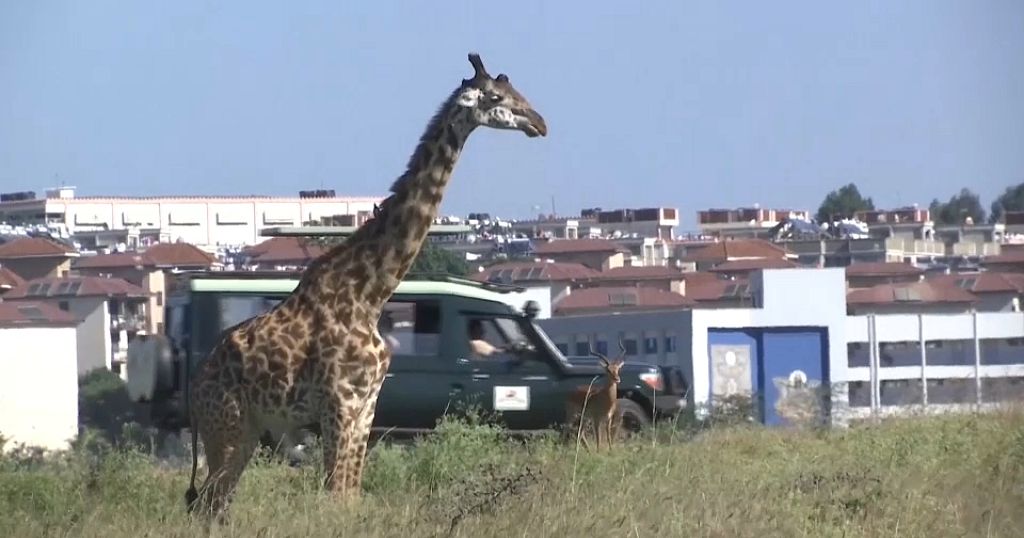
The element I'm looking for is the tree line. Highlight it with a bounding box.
[815,182,1024,226]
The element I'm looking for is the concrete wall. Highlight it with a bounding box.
[0,326,78,452]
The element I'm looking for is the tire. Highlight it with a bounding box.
[125,334,175,402]
[616,398,651,438]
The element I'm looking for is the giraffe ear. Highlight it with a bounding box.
[496,73,509,83]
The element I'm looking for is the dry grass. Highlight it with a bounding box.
[4,407,1024,537]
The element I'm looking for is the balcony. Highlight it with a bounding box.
[110,314,147,333]
[950,242,1001,257]
[883,238,945,256]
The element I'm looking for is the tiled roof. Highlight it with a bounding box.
[0,301,79,327]
[709,258,800,272]
[471,261,599,283]
[555,286,694,314]
[845,262,924,277]
[0,237,77,258]
[928,272,1024,294]
[74,242,218,269]
[683,239,791,263]
[3,276,150,300]
[846,281,977,306]
[0,264,26,290]
[244,237,325,265]
[684,277,752,302]
[981,252,1024,266]
[533,238,628,255]
[591,265,686,281]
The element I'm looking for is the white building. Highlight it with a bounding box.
[539,267,1024,427]
[0,186,383,249]
[0,302,79,453]
[2,275,151,378]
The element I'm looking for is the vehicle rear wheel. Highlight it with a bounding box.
[615,398,651,438]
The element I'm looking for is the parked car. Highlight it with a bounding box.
[126,271,688,443]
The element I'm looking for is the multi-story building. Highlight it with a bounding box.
[697,206,812,239]
[0,186,383,249]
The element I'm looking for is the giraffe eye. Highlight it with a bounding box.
[488,93,502,103]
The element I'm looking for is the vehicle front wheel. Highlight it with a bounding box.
[615,398,651,438]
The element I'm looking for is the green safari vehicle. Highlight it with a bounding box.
[126,271,688,442]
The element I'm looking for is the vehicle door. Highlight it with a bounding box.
[373,298,467,432]
[458,313,565,431]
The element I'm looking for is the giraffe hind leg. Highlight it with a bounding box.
[191,398,259,524]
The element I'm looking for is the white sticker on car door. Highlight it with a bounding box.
[493,386,530,411]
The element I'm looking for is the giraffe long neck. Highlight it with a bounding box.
[300,93,473,318]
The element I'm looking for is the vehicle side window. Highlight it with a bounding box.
[381,300,440,357]
[218,295,282,330]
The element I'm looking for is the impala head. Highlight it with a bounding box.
[453,52,548,138]
[589,339,627,384]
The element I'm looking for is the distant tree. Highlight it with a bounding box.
[928,188,986,225]
[408,242,470,276]
[816,183,875,223]
[989,182,1024,223]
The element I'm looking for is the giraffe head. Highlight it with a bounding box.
[454,53,547,138]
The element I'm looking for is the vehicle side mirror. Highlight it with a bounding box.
[522,300,540,319]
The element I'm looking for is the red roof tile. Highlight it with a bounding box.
[244,237,325,265]
[846,281,977,306]
[75,242,218,269]
[684,277,751,302]
[928,272,1024,294]
[3,276,151,300]
[533,238,628,255]
[982,252,1024,267]
[709,258,800,272]
[471,261,598,283]
[0,264,26,289]
[683,239,791,263]
[555,286,694,314]
[591,265,686,281]
[0,237,77,258]
[0,301,79,327]
[845,262,924,277]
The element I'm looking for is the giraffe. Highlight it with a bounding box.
[183,52,547,522]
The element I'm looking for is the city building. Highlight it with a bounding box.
[0,301,79,453]
[0,186,382,249]
[538,267,1024,427]
[0,237,79,280]
[2,275,151,378]
[697,206,811,238]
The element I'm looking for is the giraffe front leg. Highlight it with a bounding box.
[344,379,385,495]
[319,405,349,495]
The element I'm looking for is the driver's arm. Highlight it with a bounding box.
[470,338,501,356]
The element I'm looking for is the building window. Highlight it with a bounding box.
[58,301,69,311]
[574,341,590,356]
[644,336,658,355]
[622,339,638,356]
[664,336,677,353]
[156,291,163,307]
[595,340,608,356]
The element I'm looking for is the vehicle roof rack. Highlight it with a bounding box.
[174,269,525,293]
[260,224,473,238]
[402,272,526,293]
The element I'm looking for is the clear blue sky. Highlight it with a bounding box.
[2,1,1022,230]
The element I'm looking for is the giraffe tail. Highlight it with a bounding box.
[184,410,200,512]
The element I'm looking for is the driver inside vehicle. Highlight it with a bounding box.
[468,318,502,358]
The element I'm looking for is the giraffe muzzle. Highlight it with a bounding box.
[518,109,548,137]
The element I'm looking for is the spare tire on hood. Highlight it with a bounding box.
[126,334,175,402]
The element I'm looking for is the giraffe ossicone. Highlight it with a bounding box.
[182,52,547,523]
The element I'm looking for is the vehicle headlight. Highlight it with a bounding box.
[639,370,663,391]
